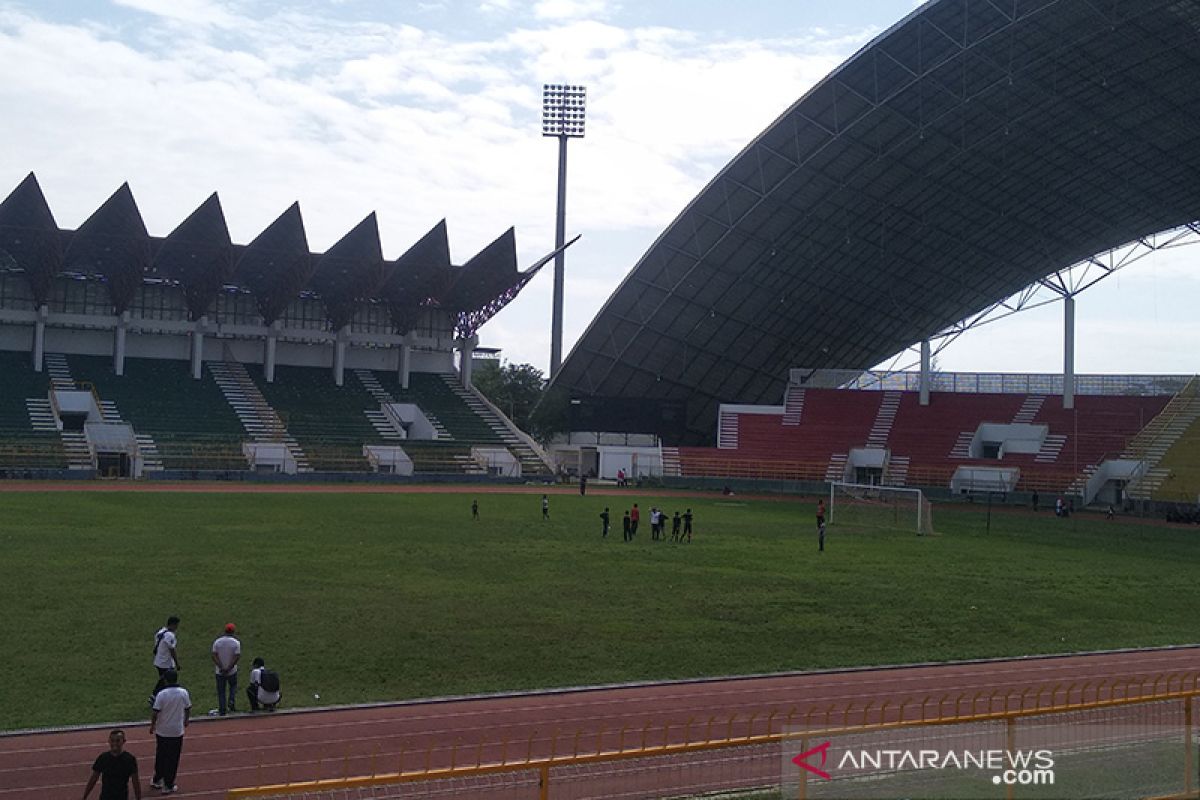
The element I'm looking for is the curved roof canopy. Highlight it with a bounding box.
[552,0,1200,443]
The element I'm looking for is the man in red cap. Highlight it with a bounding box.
[210,623,241,716]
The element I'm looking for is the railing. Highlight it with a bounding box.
[675,454,1082,494]
[226,670,1200,799]
[1125,377,1200,459]
[845,371,1194,396]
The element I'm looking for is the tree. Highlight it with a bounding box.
[473,361,546,432]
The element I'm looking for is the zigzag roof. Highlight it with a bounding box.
[0,175,536,334]
[0,172,62,305]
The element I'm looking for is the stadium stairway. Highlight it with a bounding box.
[358,370,552,476]
[781,387,805,426]
[96,398,164,472]
[1012,395,1045,424]
[865,391,901,448]
[353,369,450,440]
[351,370,410,442]
[38,354,92,469]
[1124,378,1200,500]
[883,455,910,486]
[439,375,553,477]
[209,361,311,472]
[661,446,681,477]
[717,410,739,448]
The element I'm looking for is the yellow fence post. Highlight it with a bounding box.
[1186,695,1194,797]
[539,763,550,800]
[1005,717,1016,800]
[797,736,808,800]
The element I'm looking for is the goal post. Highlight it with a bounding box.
[828,482,935,536]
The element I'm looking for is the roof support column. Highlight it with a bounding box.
[919,339,931,407]
[113,310,129,377]
[458,334,477,388]
[32,304,47,373]
[191,317,206,380]
[397,334,412,390]
[333,326,348,387]
[1063,294,1075,410]
[264,320,280,383]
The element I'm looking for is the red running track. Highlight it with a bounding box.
[2,647,1198,799]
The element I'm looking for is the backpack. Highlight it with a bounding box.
[259,669,281,693]
[152,629,165,657]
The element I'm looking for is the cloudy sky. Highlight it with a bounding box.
[1,0,1196,378]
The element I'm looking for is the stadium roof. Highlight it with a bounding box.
[0,173,548,335]
[551,0,1200,444]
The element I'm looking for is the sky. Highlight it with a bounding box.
[0,0,1196,379]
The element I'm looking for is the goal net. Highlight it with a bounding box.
[828,482,934,536]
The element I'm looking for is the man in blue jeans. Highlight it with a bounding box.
[211,623,241,716]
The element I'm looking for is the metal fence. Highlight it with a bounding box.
[845,371,1193,397]
[226,671,1200,799]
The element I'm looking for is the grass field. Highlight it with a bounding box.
[1,487,1197,731]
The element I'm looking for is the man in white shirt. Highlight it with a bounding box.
[245,657,282,712]
[211,623,241,716]
[149,669,190,795]
[150,616,180,703]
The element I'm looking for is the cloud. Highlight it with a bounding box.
[110,0,244,29]
[533,0,614,21]
[0,3,915,369]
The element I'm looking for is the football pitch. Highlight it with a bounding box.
[1,487,1196,731]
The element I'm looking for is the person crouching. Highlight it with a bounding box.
[246,658,282,712]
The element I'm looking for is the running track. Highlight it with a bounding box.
[3,647,1198,799]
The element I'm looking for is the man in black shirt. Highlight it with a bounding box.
[83,729,141,800]
[599,507,610,537]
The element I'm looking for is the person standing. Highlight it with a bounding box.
[599,507,610,538]
[819,521,826,552]
[542,494,550,520]
[472,499,479,520]
[616,468,625,487]
[630,504,640,538]
[211,623,241,716]
[1031,490,1039,512]
[82,729,141,800]
[671,511,682,542]
[579,474,587,496]
[622,510,632,542]
[149,669,190,794]
[150,616,180,702]
[682,508,693,543]
[816,499,826,531]
[245,658,282,712]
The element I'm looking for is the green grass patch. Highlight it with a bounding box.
[1,490,1196,730]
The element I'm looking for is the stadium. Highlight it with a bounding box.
[3,0,1200,798]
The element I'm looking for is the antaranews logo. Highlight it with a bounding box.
[789,742,1055,787]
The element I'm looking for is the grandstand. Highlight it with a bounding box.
[0,174,556,480]
[665,374,1182,502]
[549,0,1200,510]
[0,349,65,472]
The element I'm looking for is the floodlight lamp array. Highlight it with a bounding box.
[542,83,587,138]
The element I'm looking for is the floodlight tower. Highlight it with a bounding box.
[542,83,586,378]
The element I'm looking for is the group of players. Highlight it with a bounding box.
[597,504,694,542]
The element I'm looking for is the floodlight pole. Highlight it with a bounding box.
[542,83,585,380]
[551,134,568,377]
